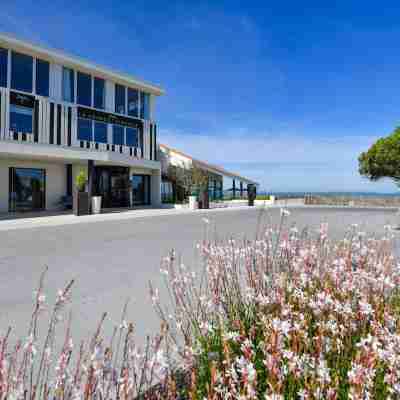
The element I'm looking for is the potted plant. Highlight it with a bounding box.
[73,170,89,216]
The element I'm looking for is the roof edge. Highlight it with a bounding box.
[0,31,165,96]
[159,143,259,185]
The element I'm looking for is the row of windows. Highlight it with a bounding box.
[0,48,151,119]
[9,103,140,149]
[77,118,139,147]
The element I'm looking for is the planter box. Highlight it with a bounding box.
[199,191,210,209]
[73,191,89,216]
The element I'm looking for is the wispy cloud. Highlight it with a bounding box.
[160,128,394,192]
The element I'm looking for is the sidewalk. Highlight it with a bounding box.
[0,204,257,231]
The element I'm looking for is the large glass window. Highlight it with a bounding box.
[62,67,75,103]
[11,52,33,93]
[0,48,7,88]
[127,88,139,117]
[9,168,46,212]
[140,92,150,119]
[35,59,49,97]
[10,104,33,134]
[77,72,92,107]
[94,121,108,143]
[115,84,126,114]
[77,118,93,141]
[93,77,105,109]
[131,175,150,205]
[126,127,138,147]
[113,124,124,145]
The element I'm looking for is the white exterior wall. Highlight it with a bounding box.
[0,159,66,211]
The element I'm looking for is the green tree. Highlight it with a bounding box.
[358,127,400,185]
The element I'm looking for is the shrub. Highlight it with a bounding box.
[75,171,87,192]
[256,194,271,200]
[152,213,400,399]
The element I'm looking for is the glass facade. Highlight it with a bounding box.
[127,88,139,117]
[35,59,49,97]
[113,124,124,145]
[11,52,33,93]
[0,48,7,88]
[140,92,150,119]
[62,67,75,103]
[77,118,92,141]
[131,175,150,205]
[77,71,92,107]
[10,104,33,134]
[93,77,105,109]
[94,121,107,143]
[9,168,46,212]
[115,84,125,114]
[126,127,138,147]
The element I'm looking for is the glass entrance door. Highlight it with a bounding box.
[94,166,130,208]
[9,168,46,212]
[131,175,150,205]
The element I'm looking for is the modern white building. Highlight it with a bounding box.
[159,143,258,203]
[0,32,163,213]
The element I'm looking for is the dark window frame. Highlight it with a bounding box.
[77,71,92,107]
[93,77,105,110]
[0,47,7,88]
[35,58,50,97]
[115,84,126,114]
[11,51,33,93]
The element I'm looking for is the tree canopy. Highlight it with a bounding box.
[358,127,400,184]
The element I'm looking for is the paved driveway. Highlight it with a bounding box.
[0,206,398,345]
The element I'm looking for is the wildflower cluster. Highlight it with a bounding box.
[154,218,400,399]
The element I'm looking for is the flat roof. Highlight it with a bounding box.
[0,32,165,96]
[160,143,258,185]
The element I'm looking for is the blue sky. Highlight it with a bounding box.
[1,0,400,192]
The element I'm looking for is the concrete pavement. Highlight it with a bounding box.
[0,206,398,346]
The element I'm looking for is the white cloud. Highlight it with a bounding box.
[160,128,396,192]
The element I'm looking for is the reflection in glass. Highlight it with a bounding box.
[77,118,92,141]
[94,121,107,143]
[126,127,138,147]
[0,48,7,88]
[77,72,92,106]
[36,59,49,97]
[62,67,75,102]
[9,168,45,212]
[94,77,105,109]
[115,84,126,114]
[113,124,124,145]
[131,175,150,205]
[127,88,139,117]
[10,105,33,133]
[140,92,150,119]
[11,52,33,93]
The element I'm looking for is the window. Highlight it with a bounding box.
[0,48,7,88]
[115,84,125,114]
[35,59,49,97]
[113,124,124,145]
[10,104,33,134]
[77,72,92,107]
[127,88,139,117]
[93,77,105,109]
[77,118,92,141]
[126,127,138,147]
[62,67,75,103]
[11,52,33,93]
[9,168,46,212]
[94,121,107,143]
[140,92,150,119]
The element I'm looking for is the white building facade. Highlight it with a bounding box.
[0,33,163,212]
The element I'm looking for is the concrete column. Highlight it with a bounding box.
[87,160,94,198]
[151,169,161,207]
